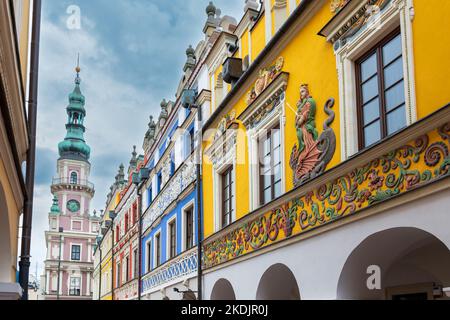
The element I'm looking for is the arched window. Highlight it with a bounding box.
[70,172,78,184]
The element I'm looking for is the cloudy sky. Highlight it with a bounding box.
[32,0,243,277]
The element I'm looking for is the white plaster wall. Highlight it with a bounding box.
[204,188,450,300]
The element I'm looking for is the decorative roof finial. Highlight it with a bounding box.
[206,1,216,17]
[50,195,60,214]
[129,145,138,168]
[75,53,81,85]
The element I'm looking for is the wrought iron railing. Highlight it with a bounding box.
[141,247,198,294]
[52,177,95,190]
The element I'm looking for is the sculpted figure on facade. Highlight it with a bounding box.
[290,84,336,186]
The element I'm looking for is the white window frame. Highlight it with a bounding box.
[70,243,82,261]
[181,199,196,251]
[50,217,57,230]
[212,151,237,232]
[214,162,237,232]
[166,215,177,260]
[145,239,152,273]
[247,99,286,211]
[71,218,83,231]
[68,274,82,296]
[333,0,417,159]
[153,230,162,269]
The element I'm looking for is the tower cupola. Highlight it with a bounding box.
[58,60,91,161]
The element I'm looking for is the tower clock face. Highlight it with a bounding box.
[67,199,80,213]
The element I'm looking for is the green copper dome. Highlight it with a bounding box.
[58,69,91,161]
[50,195,60,215]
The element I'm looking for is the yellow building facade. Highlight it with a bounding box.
[0,0,32,299]
[93,182,124,300]
[201,0,450,300]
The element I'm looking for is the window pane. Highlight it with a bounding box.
[364,120,381,147]
[264,188,272,203]
[274,181,282,198]
[273,164,281,182]
[361,53,377,82]
[262,154,271,167]
[362,75,379,103]
[273,146,281,164]
[263,137,271,155]
[387,105,406,134]
[383,34,402,66]
[263,174,272,189]
[383,57,403,88]
[272,129,280,147]
[385,80,405,111]
[362,98,380,125]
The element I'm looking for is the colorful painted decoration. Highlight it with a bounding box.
[203,123,450,269]
[290,84,336,187]
[214,110,237,141]
[330,0,391,45]
[330,0,349,14]
[246,57,284,105]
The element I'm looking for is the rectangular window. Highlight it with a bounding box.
[157,171,162,193]
[69,277,81,296]
[124,213,129,233]
[133,248,138,279]
[221,167,234,228]
[125,256,129,283]
[185,206,194,250]
[133,203,138,225]
[155,233,161,267]
[71,245,81,261]
[169,219,176,259]
[189,128,195,154]
[116,263,121,287]
[259,124,282,205]
[147,186,152,206]
[72,220,82,231]
[50,218,57,230]
[356,28,406,149]
[146,241,151,272]
[170,150,176,176]
[116,225,120,242]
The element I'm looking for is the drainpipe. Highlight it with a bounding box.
[196,105,203,301]
[110,216,115,301]
[137,188,143,300]
[18,0,42,300]
[98,246,102,300]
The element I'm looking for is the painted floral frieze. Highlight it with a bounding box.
[203,123,450,269]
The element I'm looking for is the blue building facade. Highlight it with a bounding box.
[139,97,200,300]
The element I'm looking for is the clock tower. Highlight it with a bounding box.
[42,63,100,300]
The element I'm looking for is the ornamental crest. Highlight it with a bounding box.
[214,110,237,141]
[330,0,349,14]
[289,84,336,187]
[246,57,284,105]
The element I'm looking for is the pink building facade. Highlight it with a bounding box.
[42,69,100,300]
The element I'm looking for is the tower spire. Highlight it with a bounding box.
[58,60,91,161]
[75,53,81,85]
